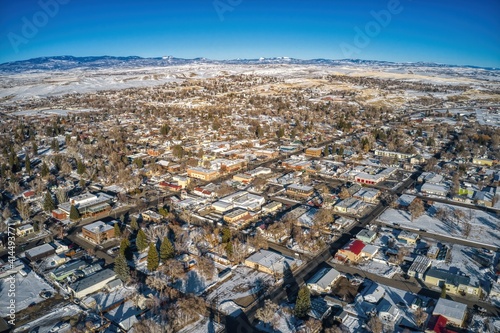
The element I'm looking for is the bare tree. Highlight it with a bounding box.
[414,307,427,327]
[408,198,425,221]
[55,188,68,204]
[16,199,31,221]
[367,315,383,333]
[255,299,279,329]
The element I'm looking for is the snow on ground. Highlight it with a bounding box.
[468,314,500,333]
[13,303,82,333]
[174,269,217,295]
[0,269,55,316]
[254,303,299,333]
[430,244,495,292]
[358,259,402,279]
[104,299,142,331]
[206,266,273,306]
[91,285,137,310]
[377,202,500,247]
[11,108,99,117]
[178,315,224,333]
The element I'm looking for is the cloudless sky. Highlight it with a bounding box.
[0,0,499,67]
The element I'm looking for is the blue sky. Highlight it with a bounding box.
[1,0,499,67]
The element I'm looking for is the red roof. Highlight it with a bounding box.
[344,239,365,255]
[428,315,449,333]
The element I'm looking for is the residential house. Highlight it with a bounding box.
[352,188,380,203]
[424,268,481,297]
[305,147,323,158]
[472,158,495,166]
[16,224,35,237]
[336,239,366,263]
[356,229,377,244]
[223,208,250,225]
[431,298,467,328]
[398,230,420,245]
[262,201,283,214]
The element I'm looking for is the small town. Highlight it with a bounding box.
[0,59,499,333]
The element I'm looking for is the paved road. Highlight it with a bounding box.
[329,262,500,317]
[414,194,500,215]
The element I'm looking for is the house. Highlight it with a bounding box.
[352,188,380,203]
[424,268,481,297]
[336,239,365,263]
[244,249,301,277]
[308,297,332,321]
[16,224,35,237]
[432,298,467,328]
[334,197,366,215]
[187,167,219,181]
[427,246,440,259]
[474,188,495,207]
[398,230,420,245]
[25,243,56,262]
[142,210,163,222]
[82,221,115,244]
[159,182,182,192]
[286,184,314,198]
[306,267,341,293]
[408,255,431,278]
[69,268,116,298]
[50,260,87,281]
[354,167,395,185]
[356,229,377,244]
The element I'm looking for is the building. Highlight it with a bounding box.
[16,224,35,237]
[262,201,283,214]
[69,269,116,298]
[334,197,366,215]
[421,183,449,197]
[424,268,481,297]
[432,298,467,328]
[306,267,341,293]
[356,229,377,244]
[397,230,420,245]
[352,188,381,203]
[142,210,163,222]
[25,243,56,262]
[56,192,114,219]
[407,255,431,278]
[223,208,250,224]
[244,249,301,277]
[233,173,254,184]
[472,158,495,166]
[50,260,87,281]
[286,184,314,198]
[217,191,266,211]
[336,239,366,263]
[375,150,414,160]
[82,221,115,244]
[305,147,323,158]
[187,167,219,181]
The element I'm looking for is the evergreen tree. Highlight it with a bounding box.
[221,227,231,244]
[147,243,159,271]
[77,160,86,175]
[114,223,121,238]
[114,254,130,283]
[159,237,174,262]
[130,217,139,231]
[294,286,311,318]
[225,241,233,257]
[41,162,49,177]
[136,229,148,252]
[133,158,144,169]
[323,145,329,157]
[120,238,132,260]
[25,154,31,175]
[32,142,38,155]
[69,205,80,220]
[43,192,55,212]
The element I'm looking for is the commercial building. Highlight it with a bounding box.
[407,255,431,279]
[424,268,481,297]
[25,243,56,262]
[187,167,219,181]
[69,269,116,298]
[82,221,115,245]
[286,184,314,198]
[244,249,301,277]
[305,147,323,158]
[432,298,467,328]
[306,267,341,293]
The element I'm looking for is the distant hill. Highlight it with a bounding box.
[0,55,497,73]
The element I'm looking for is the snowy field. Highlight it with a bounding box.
[178,315,224,333]
[11,108,98,117]
[377,203,500,248]
[254,303,300,333]
[206,266,273,307]
[0,270,55,317]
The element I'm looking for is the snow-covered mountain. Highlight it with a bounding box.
[1,55,497,73]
